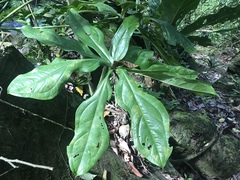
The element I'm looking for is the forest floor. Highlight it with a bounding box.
[104,45,240,179]
[1,36,240,179]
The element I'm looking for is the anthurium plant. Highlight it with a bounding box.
[8,8,217,176]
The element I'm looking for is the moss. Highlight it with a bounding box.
[169,110,216,159]
[194,135,240,178]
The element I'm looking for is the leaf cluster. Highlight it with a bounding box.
[6,0,239,177]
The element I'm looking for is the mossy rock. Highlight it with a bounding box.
[193,135,240,178]
[169,110,216,159]
[169,111,240,178]
[228,56,240,74]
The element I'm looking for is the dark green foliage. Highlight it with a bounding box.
[4,0,239,177]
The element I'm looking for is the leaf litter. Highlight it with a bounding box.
[103,47,240,179]
[105,102,148,178]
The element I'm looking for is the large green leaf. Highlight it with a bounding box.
[188,36,213,47]
[124,46,154,69]
[90,2,119,16]
[128,67,218,96]
[7,58,99,100]
[67,71,112,175]
[159,0,200,26]
[181,5,240,35]
[115,68,172,167]
[153,19,195,53]
[66,9,113,64]
[148,0,161,16]
[21,26,97,58]
[139,27,180,66]
[132,63,197,79]
[111,14,140,61]
[147,64,197,79]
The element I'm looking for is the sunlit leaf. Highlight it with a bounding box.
[111,14,140,61]
[21,25,97,58]
[115,68,172,167]
[128,67,218,97]
[66,9,113,64]
[127,57,197,79]
[146,64,197,79]
[67,71,112,175]
[91,2,119,15]
[7,58,99,100]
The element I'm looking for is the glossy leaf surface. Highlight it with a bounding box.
[66,9,113,64]
[7,58,99,100]
[128,66,218,97]
[21,26,97,58]
[91,2,119,15]
[115,68,172,167]
[67,71,112,175]
[111,15,140,61]
[144,64,197,79]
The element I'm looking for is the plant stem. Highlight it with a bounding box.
[99,66,108,85]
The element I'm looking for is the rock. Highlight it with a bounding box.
[228,57,240,74]
[169,110,240,179]
[0,46,78,179]
[193,135,240,178]
[0,46,34,97]
[169,110,216,160]
[0,46,74,121]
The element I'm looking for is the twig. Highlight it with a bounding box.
[0,167,15,177]
[0,156,53,171]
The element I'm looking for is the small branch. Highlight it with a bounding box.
[0,156,53,171]
[0,167,15,177]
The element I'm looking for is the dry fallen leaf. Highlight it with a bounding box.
[104,110,110,117]
[110,139,118,155]
[102,169,108,180]
[123,152,130,162]
[232,105,240,112]
[75,86,84,96]
[117,137,131,153]
[119,124,130,139]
